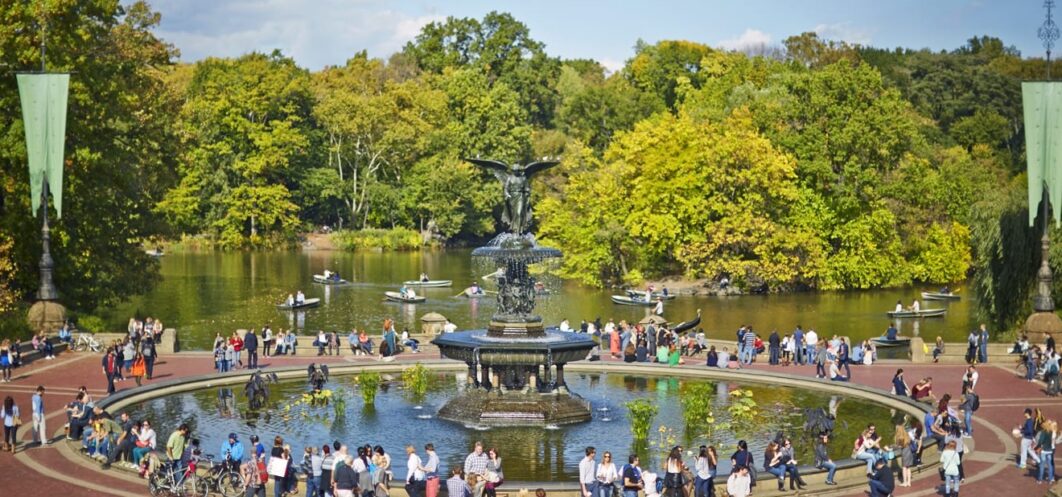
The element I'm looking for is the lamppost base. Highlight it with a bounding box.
[1024,310,1062,344]
[27,300,67,334]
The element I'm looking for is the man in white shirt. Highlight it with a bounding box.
[579,446,598,497]
[805,329,819,363]
[405,445,426,497]
[717,348,731,369]
[443,321,457,334]
[962,366,979,391]
[560,320,571,332]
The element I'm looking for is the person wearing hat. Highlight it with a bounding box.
[221,432,245,466]
[251,434,265,460]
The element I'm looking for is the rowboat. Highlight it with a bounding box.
[626,290,676,301]
[921,292,960,301]
[870,336,912,348]
[886,308,946,318]
[672,309,702,333]
[145,249,164,257]
[403,280,452,288]
[611,295,657,306]
[276,298,321,310]
[313,274,349,285]
[385,291,426,303]
[460,288,487,298]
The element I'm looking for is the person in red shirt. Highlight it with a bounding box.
[229,332,245,369]
[101,348,119,395]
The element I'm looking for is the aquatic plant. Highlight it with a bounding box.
[402,363,431,400]
[354,372,382,404]
[625,398,658,440]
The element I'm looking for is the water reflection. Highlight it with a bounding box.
[125,372,893,480]
[105,251,981,350]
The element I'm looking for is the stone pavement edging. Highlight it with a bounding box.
[79,360,939,497]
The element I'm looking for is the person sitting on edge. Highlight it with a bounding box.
[828,360,848,382]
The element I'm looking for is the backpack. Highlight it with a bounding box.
[971,393,980,412]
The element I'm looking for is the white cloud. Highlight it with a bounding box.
[153,1,445,69]
[812,22,874,45]
[716,28,773,51]
[598,57,624,75]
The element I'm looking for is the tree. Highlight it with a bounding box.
[311,54,445,229]
[160,51,315,247]
[782,32,860,68]
[625,40,715,110]
[0,0,178,311]
[404,12,560,125]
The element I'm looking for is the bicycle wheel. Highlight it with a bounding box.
[147,473,166,497]
[74,340,87,352]
[216,470,245,497]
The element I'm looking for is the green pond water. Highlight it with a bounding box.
[124,371,898,481]
[104,250,983,350]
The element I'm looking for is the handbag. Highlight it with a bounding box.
[13,415,22,426]
[484,470,500,483]
[267,457,289,477]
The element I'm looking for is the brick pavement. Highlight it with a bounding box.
[0,346,1058,497]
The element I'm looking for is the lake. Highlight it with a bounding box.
[104,250,983,350]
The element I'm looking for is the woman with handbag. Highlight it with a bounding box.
[1,396,20,452]
[596,451,618,497]
[484,448,504,497]
[663,446,687,497]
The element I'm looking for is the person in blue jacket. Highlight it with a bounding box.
[221,432,245,467]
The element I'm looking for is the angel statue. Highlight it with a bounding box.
[467,158,560,235]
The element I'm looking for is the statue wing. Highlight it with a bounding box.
[522,160,561,177]
[307,363,315,382]
[321,364,330,382]
[465,158,511,181]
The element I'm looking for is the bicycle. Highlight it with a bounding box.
[73,333,103,353]
[148,460,208,497]
[199,454,246,497]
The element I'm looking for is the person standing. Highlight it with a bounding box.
[242,453,268,497]
[580,447,598,497]
[102,347,120,395]
[940,441,961,497]
[1036,419,1057,484]
[793,326,805,365]
[894,426,914,487]
[31,385,46,446]
[978,324,990,364]
[805,328,818,365]
[595,451,618,497]
[959,388,978,438]
[245,329,259,369]
[1,396,19,453]
[622,455,644,497]
[334,455,357,497]
[166,423,189,465]
[814,343,828,379]
[767,330,780,366]
[140,334,156,380]
[1020,408,1041,470]
[405,445,426,497]
[693,446,716,497]
[837,338,851,379]
[422,443,440,497]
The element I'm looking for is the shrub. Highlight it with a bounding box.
[77,315,107,333]
[402,363,431,400]
[332,228,423,251]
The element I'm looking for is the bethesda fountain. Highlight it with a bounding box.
[432,158,597,426]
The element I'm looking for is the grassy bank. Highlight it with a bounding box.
[331,228,424,251]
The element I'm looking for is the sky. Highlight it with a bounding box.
[150,0,1044,72]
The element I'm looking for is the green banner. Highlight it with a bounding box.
[17,73,69,219]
